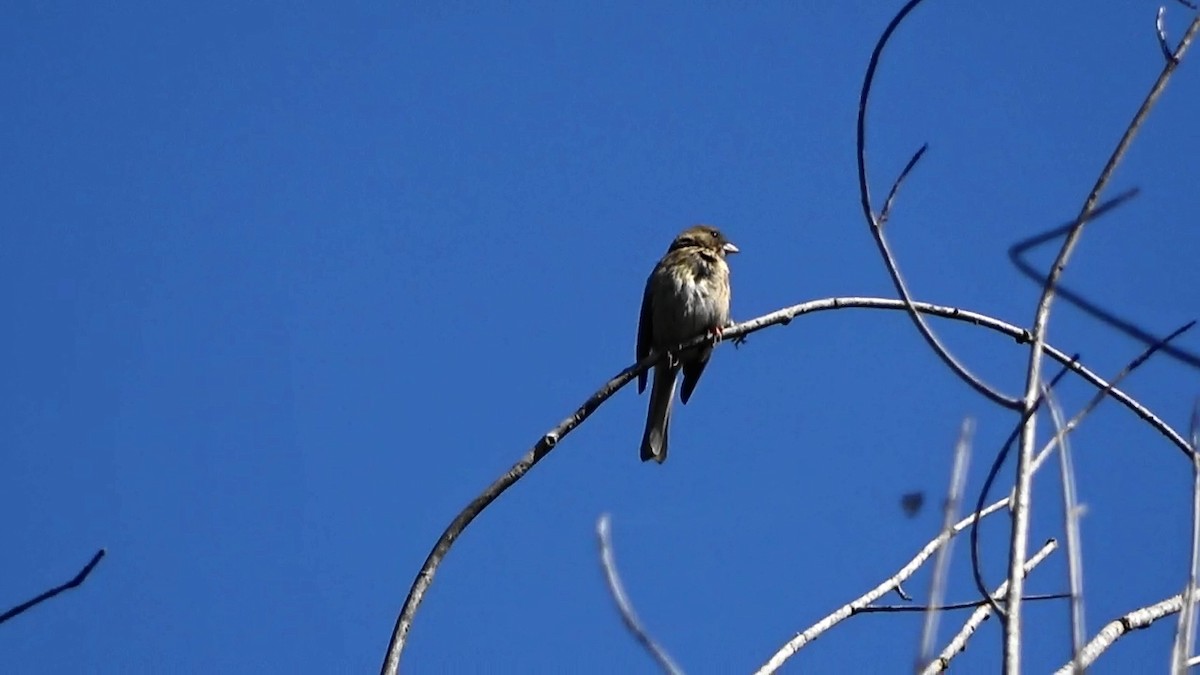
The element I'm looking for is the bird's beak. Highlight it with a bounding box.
[723,242,740,255]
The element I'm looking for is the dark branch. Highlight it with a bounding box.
[857,593,1070,614]
[0,549,106,625]
[856,0,1020,409]
[1008,188,1200,372]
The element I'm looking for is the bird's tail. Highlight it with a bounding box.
[640,366,677,463]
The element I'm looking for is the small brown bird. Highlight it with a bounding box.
[637,225,738,463]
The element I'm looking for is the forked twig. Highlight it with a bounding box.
[856,0,1019,409]
[970,358,1077,621]
[921,540,1059,674]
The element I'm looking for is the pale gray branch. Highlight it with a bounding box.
[921,539,1059,674]
[754,499,1009,675]
[595,515,682,675]
[1057,590,1200,673]
[917,418,975,672]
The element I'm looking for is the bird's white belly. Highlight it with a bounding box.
[654,272,729,344]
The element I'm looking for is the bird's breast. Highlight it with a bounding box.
[652,260,731,346]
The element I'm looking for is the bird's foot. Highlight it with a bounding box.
[665,350,680,369]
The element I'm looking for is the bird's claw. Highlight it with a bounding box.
[665,350,680,369]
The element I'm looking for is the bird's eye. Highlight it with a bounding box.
[710,230,720,239]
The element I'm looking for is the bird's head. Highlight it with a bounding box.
[670,225,739,257]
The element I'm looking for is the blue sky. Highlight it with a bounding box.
[2,1,1198,672]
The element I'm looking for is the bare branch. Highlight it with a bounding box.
[1009,189,1200,373]
[970,358,1078,621]
[969,321,1194,634]
[383,297,1196,673]
[0,549,106,625]
[1044,385,1086,671]
[922,539,1059,674]
[1007,16,1200,667]
[595,515,682,675]
[1159,7,1179,63]
[753,499,1010,675]
[1173,400,1200,673]
[856,0,1020,409]
[879,144,928,227]
[1056,590,1200,673]
[917,419,974,672]
[857,593,1068,614]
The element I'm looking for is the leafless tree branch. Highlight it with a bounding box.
[382,297,1196,674]
[1006,15,1200,668]
[1172,400,1200,673]
[1044,385,1086,672]
[753,499,1010,675]
[856,0,1020,409]
[856,593,1068,615]
[0,549,106,626]
[595,514,682,675]
[1056,589,1200,673]
[970,359,1078,621]
[1008,189,1200,373]
[921,539,1059,674]
[917,419,974,672]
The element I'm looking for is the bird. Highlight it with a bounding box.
[636,224,738,463]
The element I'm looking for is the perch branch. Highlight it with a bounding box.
[382,297,1196,674]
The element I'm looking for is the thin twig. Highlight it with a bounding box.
[879,144,929,227]
[1044,385,1086,672]
[382,297,1196,673]
[1006,17,1200,669]
[857,0,1020,409]
[595,515,682,675]
[0,549,106,625]
[859,593,1068,614]
[921,540,1059,674]
[917,419,974,673]
[1159,7,1180,64]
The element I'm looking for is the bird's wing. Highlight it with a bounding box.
[636,272,655,393]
